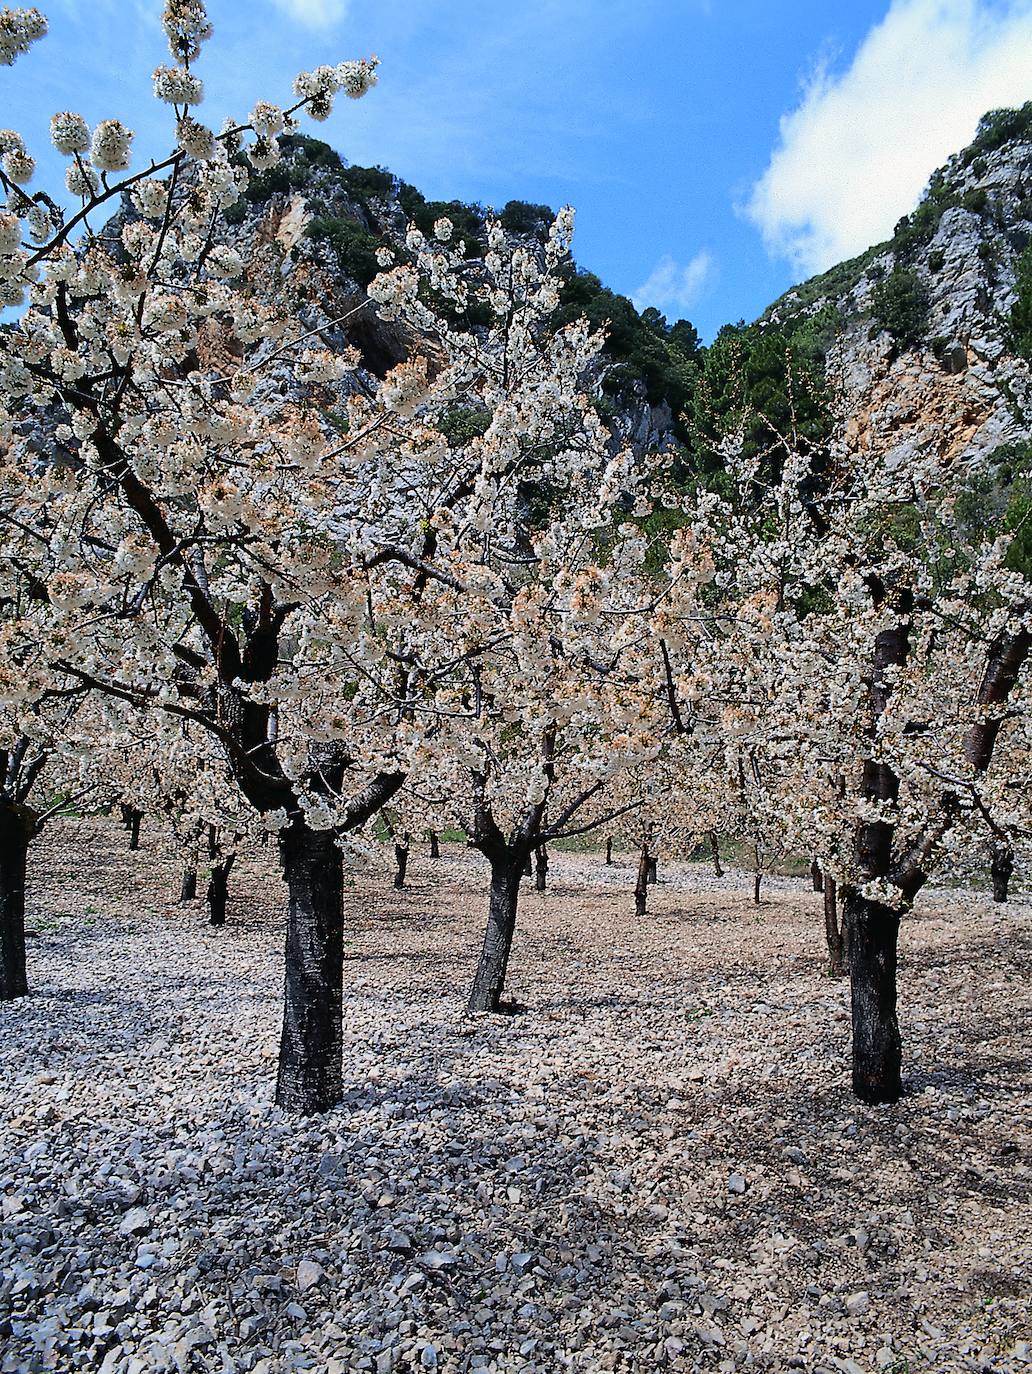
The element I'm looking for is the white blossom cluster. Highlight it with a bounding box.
[0,5,45,65]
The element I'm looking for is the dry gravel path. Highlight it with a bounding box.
[1,819,1030,1373]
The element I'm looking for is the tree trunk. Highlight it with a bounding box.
[179,867,197,902]
[276,824,346,1113]
[646,855,658,884]
[523,854,533,877]
[207,855,234,927]
[128,809,142,852]
[468,857,523,1013]
[824,877,845,977]
[635,842,650,918]
[844,889,902,1104]
[534,845,548,892]
[605,836,613,865]
[708,830,723,878]
[810,859,824,893]
[991,843,1013,903]
[393,835,410,890]
[429,830,440,860]
[0,802,32,1001]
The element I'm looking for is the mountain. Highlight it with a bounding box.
[759,103,1032,479]
[199,105,1032,489]
[217,134,698,458]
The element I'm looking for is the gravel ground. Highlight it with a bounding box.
[1,818,1030,1374]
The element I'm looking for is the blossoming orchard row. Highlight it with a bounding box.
[1,3,1029,1115]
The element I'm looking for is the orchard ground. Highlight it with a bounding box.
[1,820,1030,1374]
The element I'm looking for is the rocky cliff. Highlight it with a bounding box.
[762,104,1032,478]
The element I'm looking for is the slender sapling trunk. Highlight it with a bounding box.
[708,830,723,878]
[534,845,548,892]
[394,834,410,890]
[635,841,650,918]
[824,876,845,977]
[991,843,1014,903]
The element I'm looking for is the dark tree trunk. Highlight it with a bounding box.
[646,855,658,885]
[429,830,440,860]
[128,809,142,852]
[276,824,346,1113]
[534,845,548,892]
[207,855,234,927]
[605,836,613,865]
[0,803,32,1001]
[708,830,723,878]
[752,843,763,905]
[991,843,1014,903]
[393,835,410,890]
[180,868,197,903]
[810,859,824,893]
[635,842,650,918]
[523,854,533,877]
[844,889,902,1104]
[824,877,845,977]
[468,857,523,1013]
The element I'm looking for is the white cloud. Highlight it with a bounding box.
[270,0,349,28]
[632,251,714,317]
[748,0,1032,277]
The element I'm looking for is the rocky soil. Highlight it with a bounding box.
[1,819,1030,1374]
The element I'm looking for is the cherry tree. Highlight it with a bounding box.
[660,427,1032,1103]
[0,2,684,1109]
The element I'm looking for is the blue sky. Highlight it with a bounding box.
[8,0,1032,338]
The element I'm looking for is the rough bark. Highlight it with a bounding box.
[535,845,548,892]
[207,855,234,927]
[179,867,197,902]
[428,830,440,860]
[634,842,650,918]
[810,859,824,893]
[275,824,346,1113]
[824,877,845,978]
[605,836,613,866]
[991,843,1014,904]
[708,830,723,878]
[848,618,910,1103]
[393,835,410,890]
[0,802,32,1001]
[844,889,902,1104]
[467,857,523,1012]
